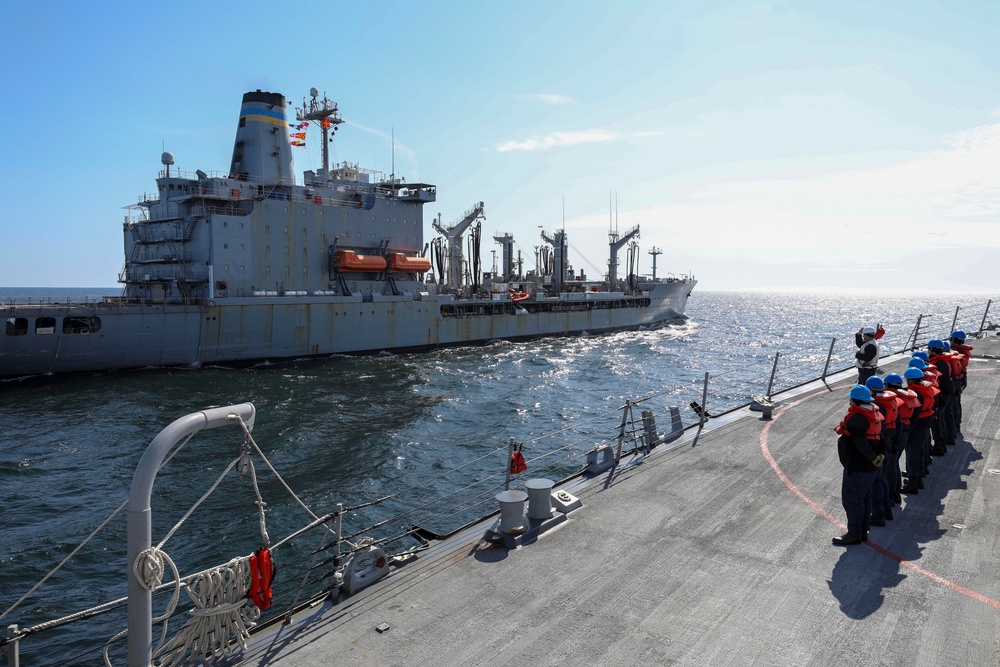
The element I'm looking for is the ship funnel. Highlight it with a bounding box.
[229,90,295,185]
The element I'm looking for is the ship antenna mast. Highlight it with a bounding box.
[296,87,343,179]
[649,246,663,280]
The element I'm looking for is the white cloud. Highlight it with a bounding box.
[692,121,1000,224]
[520,93,575,105]
[496,130,618,152]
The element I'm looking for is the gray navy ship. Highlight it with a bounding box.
[1,88,696,379]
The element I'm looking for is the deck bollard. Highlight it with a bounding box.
[496,489,528,534]
[524,478,555,519]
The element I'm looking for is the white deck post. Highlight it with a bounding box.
[126,403,255,667]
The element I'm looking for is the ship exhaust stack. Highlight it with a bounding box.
[229,90,295,185]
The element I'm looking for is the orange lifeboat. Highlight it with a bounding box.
[333,250,387,272]
[511,291,530,302]
[386,253,432,274]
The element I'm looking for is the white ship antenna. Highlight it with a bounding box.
[391,127,395,182]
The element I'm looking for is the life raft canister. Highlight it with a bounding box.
[247,546,276,611]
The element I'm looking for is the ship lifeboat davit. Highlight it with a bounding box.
[386,253,432,274]
[333,250,387,272]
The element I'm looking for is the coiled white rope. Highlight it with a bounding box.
[102,432,273,666]
[150,556,259,667]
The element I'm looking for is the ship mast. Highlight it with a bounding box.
[648,247,662,281]
[296,87,343,179]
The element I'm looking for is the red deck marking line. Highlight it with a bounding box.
[760,392,1000,610]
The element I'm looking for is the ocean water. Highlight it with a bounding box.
[0,289,994,665]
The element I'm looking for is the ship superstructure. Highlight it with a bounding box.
[1,87,696,379]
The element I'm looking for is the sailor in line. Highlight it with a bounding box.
[866,376,901,526]
[927,339,956,455]
[832,384,884,546]
[949,330,973,433]
[884,372,919,506]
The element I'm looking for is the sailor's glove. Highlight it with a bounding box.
[872,454,884,468]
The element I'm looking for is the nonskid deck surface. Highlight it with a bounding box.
[233,338,1000,666]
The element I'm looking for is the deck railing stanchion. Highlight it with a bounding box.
[5,624,18,667]
[951,306,960,334]
[821,337,836,389]
[505,438,516,490]
[126,403,256,667]
[979,299,992,335]
[333,503,343,570]
[765,352,781,400]
[700,372,710,429]
[614,402,632,464]
[905,314,924,351]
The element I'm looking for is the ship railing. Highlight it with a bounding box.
[151,166,386,197]
[2,298,994,665]
[2,294,124,307]
[134,173,392,211]
[747,298,994,406]
[1,295,226,315]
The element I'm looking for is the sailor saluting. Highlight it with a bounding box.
[855,324,883,384]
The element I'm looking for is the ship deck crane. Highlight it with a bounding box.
[432,201,485,290]
[607,225,639,291]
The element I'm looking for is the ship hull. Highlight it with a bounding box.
[1,281,693,378]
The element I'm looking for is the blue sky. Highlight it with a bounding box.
[2,1,998,292]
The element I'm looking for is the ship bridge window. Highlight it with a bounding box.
[35,317,56,335]
[5,317,28,336]
[63,316,101,335]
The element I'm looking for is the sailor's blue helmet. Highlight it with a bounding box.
[849,385,873,402]
[904,368,925,380]
[884,373,903,386]
[865,376,884,391]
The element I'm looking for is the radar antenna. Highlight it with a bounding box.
[296,88,344,180]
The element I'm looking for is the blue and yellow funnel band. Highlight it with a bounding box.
[241,108,289,127]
